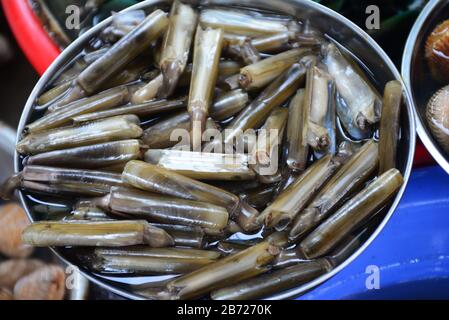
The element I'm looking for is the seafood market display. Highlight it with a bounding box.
[2,1,405,300]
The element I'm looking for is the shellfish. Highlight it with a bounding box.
[426,85,449,155]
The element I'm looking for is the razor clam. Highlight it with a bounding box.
[131,73,164,104]
[178,61,242,87]
[209,89,249,121]
[305,65,334,152]
[199,9,289,37]
[307,122,330,151]
[216,61,241,81]
[95,56,151,92]
[26,86,130,133]
[144,113,218,151]
[291,19,324,46]
[221,74,241,91]
[251,32,291,53]
[285,89,309,171]
[188,26,224,150]
[155,241,279,300]
[48,48,107,89]
[25,140,143,169]
[219,63,306,148]
[70,205,112,221]
[326,225,373,268]
[272,248,309,269]
[158,1,197,97]
[275,224,371,269]
[43,80,88,114]
[226,220,244,235]
[32,202,72,220]
[224,38,261,65]
[289,140,379,241]
[222,33,248,47]
[151,223,205,248]
[250,107,288,180]
[37,80,73,106]
[237,39,261,65]
[94,186,229,231]
[100,10,146,43]
[234,201,262,233]
[22,220,174,248]
[334,141,357,164]
[378,80,402,174]
[72,97,187,123]
[256,154,341,231]
[211,258,331,300]
[223,31,292,54]
[16,115,143,155]
[122,160,240,215]
[216,241,250,256]
[77,10,169,95]
[323,43,381,140]
[46,56,148,112]
[91,255,214,275]
[142,111,191,149]
[44,10,168,111]
[264,231,289,248]
[299,168,403,259]
[66,48,109,72]
[145,149,255,181]
[91,247,218,275]
[239,48,311,90]
[317,77,337,157]
[273,170,301,197]
[9,181,108,199]
[142,113,219,148]
[239,184,276,211]
[1,165,126,199]
[95,247,221,260]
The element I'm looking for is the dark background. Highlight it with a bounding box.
[0,7,39,128]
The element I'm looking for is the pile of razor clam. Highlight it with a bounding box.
[1,1,405,300]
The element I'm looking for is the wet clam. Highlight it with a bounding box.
[0,259,45,289]
[425,20,449,83]
[426,85,449,155]
[0,204,33,258]
[13,265,66,300]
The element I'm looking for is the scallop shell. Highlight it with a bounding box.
[426,85,449,155]
[425,20,449,83]
[0,204,33,258]
[13,265,66,300]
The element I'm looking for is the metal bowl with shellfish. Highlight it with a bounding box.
[1,0,415,300]
[403,0,449,174]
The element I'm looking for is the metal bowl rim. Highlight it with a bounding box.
[15,0,416,300]
[402,0,449,174]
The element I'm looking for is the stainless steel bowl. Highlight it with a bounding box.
[403,0,449,174]
[15,0,416,300]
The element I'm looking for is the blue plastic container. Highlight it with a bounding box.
[299,166,449,300]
